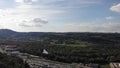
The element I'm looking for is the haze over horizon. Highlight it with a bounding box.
[0,0,120,32]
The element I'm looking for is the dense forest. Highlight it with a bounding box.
[19,43,120,64]
[0,53,29,68]
[18,32,120,64]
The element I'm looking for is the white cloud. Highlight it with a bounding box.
[106,16,114,20]
[32,0,38,2]
[110,3,120,13]
[15,0,24,3]
[19,22,120,32]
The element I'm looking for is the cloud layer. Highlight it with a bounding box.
[0,0,64,30]
[47,23,120,32]
[0,0,119,32]
[105,16,114,20]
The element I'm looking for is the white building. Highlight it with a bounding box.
[42,49,48,54]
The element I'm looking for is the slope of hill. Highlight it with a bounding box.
[0,29,44,40]
[0,29,120,45]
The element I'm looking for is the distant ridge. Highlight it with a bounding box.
[0,29,119,42]
[0,29,16,33]
[0,29,45,41]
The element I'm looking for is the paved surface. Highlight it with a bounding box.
[110,63,120,68]
[26,58,72,68]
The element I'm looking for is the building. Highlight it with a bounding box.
[42,49,48,54]
[4,45,20,54]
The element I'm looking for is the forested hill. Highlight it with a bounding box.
[1,29,120,63]
[0,29,120,45]
[0,29,45,40]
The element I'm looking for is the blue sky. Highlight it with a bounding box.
[0,0,120,32]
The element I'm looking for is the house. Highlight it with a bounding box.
[4,45,20,54]
[42,49,48,54]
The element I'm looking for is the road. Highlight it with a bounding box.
[110,63,120,68]
[26,58,72,68]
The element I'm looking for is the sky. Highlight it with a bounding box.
[0,0,120,32]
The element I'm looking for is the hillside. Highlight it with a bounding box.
[0,29,119,45]
[0,53,29,68]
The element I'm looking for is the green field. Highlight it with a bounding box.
[100,64,110,68]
